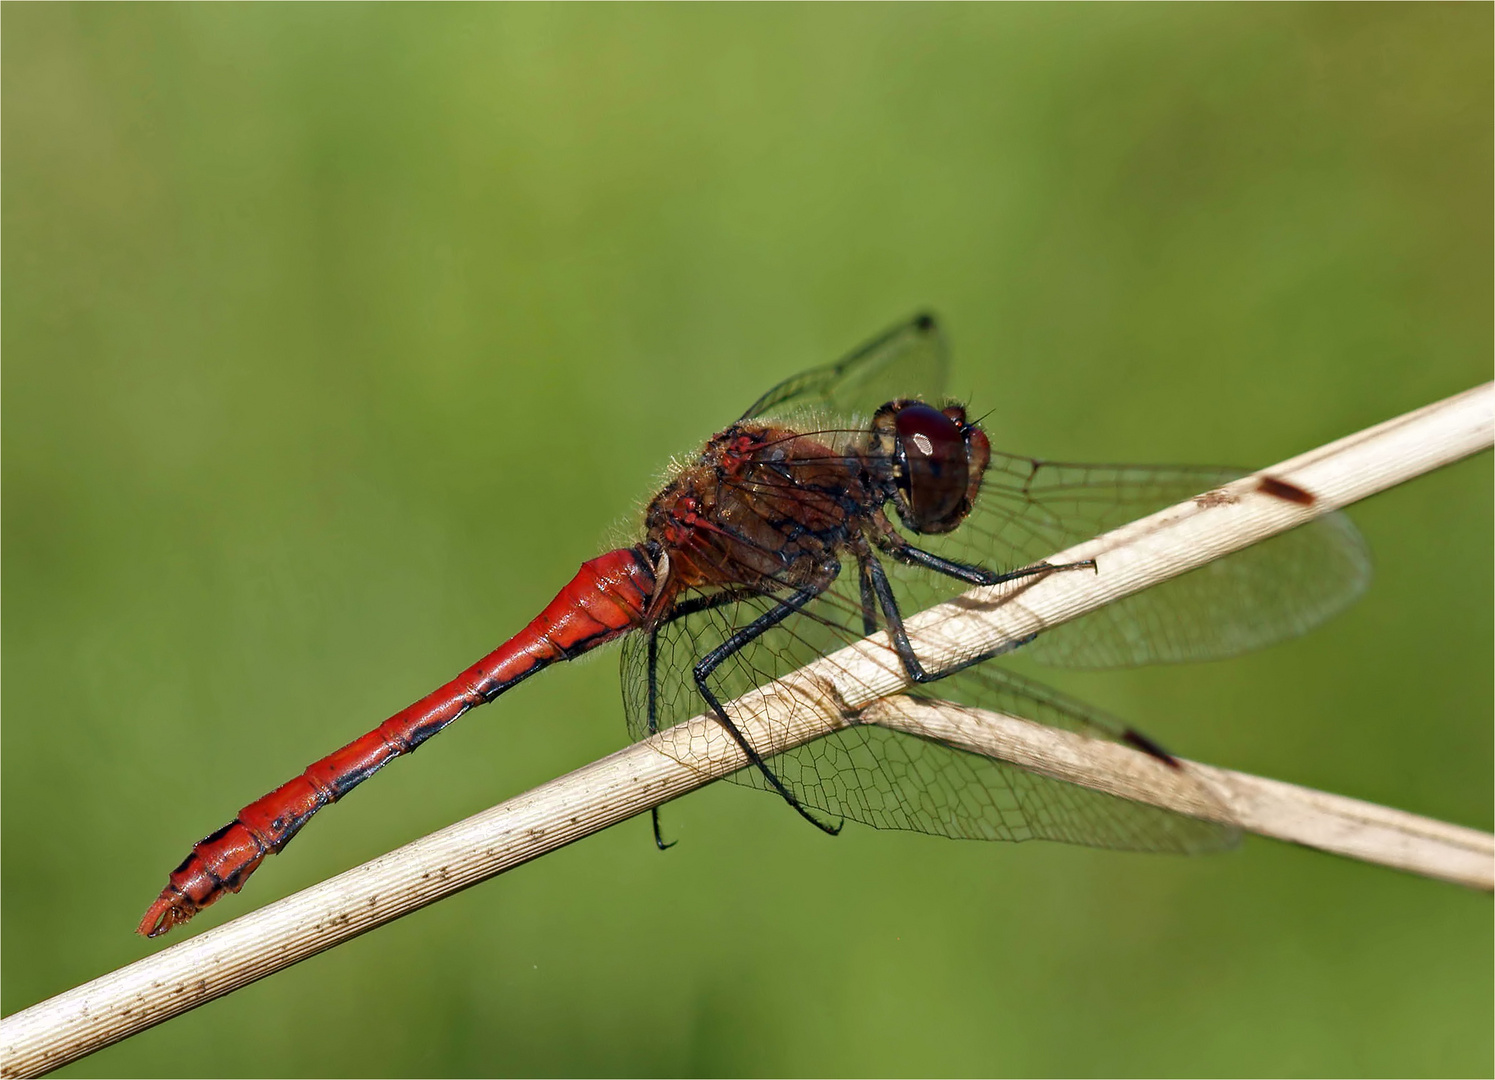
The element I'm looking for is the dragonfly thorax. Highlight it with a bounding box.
[641,421,874,593]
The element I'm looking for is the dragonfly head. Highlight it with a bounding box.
[869,400,991,535]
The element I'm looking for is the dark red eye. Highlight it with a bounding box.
[894,403,969,532]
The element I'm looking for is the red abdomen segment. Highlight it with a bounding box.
[138,546,656,938]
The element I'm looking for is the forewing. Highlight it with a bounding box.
[740,312,949,423]
[872,455,1372,668]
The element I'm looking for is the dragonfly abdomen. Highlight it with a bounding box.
[137,546,657,937]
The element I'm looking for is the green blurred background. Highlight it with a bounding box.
[4,5,1491,1077]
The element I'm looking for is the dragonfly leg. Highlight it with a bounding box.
[879,529,1097,588]
[691,580,843,836]
[856,559,880,636]
[985,558,1099,586]
[861,550,1043,684]
[644,627,676,851]
[646,587,780,849]
[878,533,999,585]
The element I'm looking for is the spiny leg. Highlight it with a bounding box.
[856,558,880,636]
[861,547,1094,683]
[877,528,1097,588]
[692,580,842,836]
[986,558,1099,585]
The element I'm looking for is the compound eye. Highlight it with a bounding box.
[894,403,969,532]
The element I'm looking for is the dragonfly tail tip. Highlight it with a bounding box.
[137,890,194,938]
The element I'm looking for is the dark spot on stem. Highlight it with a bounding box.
[1257,475,1315,506]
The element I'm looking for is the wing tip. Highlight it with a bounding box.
[1122,727,1182,768]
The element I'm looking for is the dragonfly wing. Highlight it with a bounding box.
[875,662,1238,851]
[740,312,949,423]
[620,570,1236,853]
[875,455,1372,668]
[742,319,1369,667]
[1029,509,1370,667]
[720,723,1234,851]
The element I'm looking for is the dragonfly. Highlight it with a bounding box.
[139,314,1371,937]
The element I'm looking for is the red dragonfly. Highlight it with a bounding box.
[140,314,1371,937]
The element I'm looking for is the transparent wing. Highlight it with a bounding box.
[740,312,949,423]
[620,567,1235,853]
[873,455,1372,668]
[745,316,1370,666]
